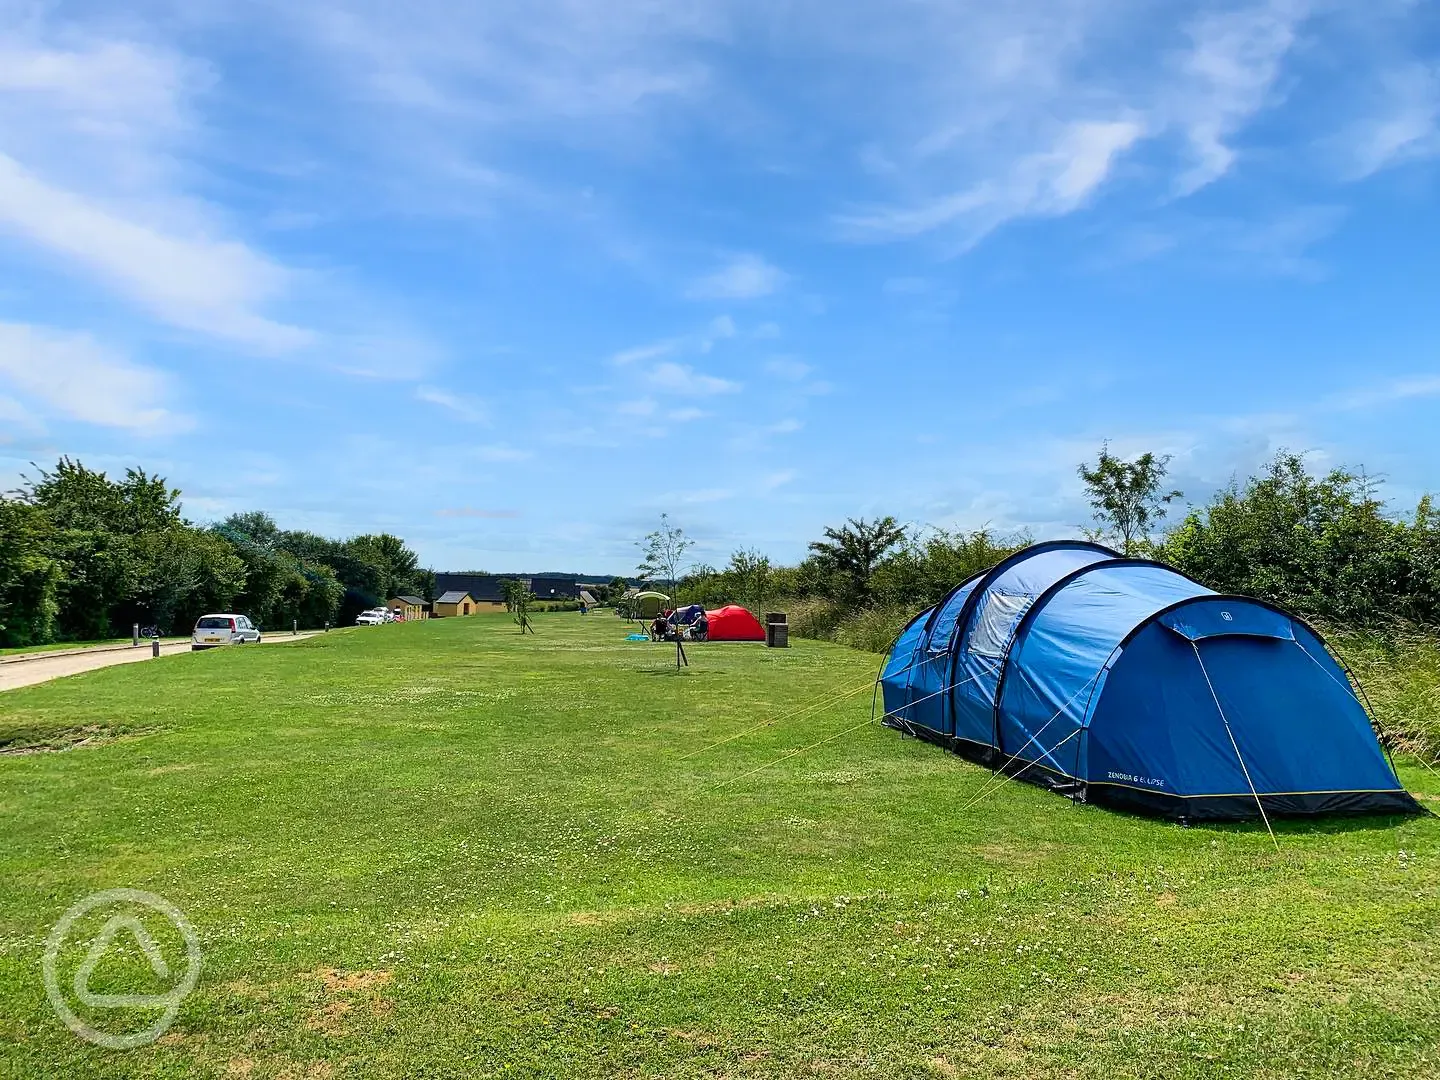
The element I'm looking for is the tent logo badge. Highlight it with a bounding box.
[1221,611,1234,621]
[43,888,201,1049]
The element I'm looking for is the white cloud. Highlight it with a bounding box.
[840,119,1144,244]
[617,397,658,416]
[671,487,733,505]
[761,468,797,490]
[670,406,707,421]
[470,444,532,463]
[611,339,679,366]
[435,507,521,519]
[649,361,741,396]
[1339,63,1440,179]
[1097,206,1344,278]
[0,155,312,354]
[1323,375,1440,413]
[764,357,814,381]
[686,254,787,300]
[0,394,45,440]
[753,321,781,339]
[768,418,803,435]
[0,322,191,434]
[416,384,489,423]
[1170,0,1305,195]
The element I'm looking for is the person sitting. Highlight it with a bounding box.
[693,612,709,642]
[650,614,668,641]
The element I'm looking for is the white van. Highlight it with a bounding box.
[192,614,262,649]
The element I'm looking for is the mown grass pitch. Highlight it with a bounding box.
[1,612,1437,1078]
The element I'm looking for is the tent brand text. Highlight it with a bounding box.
[1107,771,1166,788]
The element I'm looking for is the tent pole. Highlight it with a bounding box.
[870,629,902,725]
[1190,642,1279,851]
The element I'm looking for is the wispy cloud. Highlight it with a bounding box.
[0,156,312,353]
[1169,0,1304,195]
[470,445,532,463]
[611,339,679,366]
[1095,205,1345,279]
[762,356,833,396]
[686,254,787,300]
[1338,62,1440,179]
[764,357,813,381]
[649,361,740,396]
[760,468,797,491]
[840,119,1145,246]
[1322,375,1440,413]
[435,507,521,518]
[0,322,191,434]
[416,384,489,423]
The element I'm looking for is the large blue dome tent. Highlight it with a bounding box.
[879,541,1420,822]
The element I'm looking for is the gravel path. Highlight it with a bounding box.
[0,634,323,692]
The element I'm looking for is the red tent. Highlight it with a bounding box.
[706,605,766,642]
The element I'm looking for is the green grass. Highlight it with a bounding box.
[1,612,1437,1078]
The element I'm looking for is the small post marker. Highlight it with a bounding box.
[324,621,330,633]
[133,623,140,648]
[292,619,298,636]
[151,637,160,658]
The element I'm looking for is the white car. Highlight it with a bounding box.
[355,608,388,625]
[192,613,262,650]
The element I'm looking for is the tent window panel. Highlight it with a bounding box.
[926,590,974,655]
[969,591,1034,658]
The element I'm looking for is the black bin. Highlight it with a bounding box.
[765,612,789,648]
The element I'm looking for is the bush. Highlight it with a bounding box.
[784,598,914,654]
[1321,623,1440,762]
[783,597,847,642]
[833,605,916,654]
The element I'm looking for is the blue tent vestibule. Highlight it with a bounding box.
[879,541,1420,822]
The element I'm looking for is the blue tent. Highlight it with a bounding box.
[879,541,1419,822]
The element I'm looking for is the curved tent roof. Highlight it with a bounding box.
[706,605,766,642]
[879,543,1418,822]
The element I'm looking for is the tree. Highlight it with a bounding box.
[1078,444,1182,556]
[727,548,771,614]
[500,578,534,632]
[0,499,60,647]
[1161,451,1417,625]
[636,513,694,589]
[348,533,422,598]
[807,516,907,606]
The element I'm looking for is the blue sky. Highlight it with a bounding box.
[1,0,1438,574]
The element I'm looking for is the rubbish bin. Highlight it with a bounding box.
[766,612,788,648]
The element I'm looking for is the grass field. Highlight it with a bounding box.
[1,613,1438,1078]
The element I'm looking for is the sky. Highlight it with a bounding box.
[0,0,1438,575]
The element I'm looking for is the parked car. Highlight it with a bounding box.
[192,614,262,650]
[355,609,388,625]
